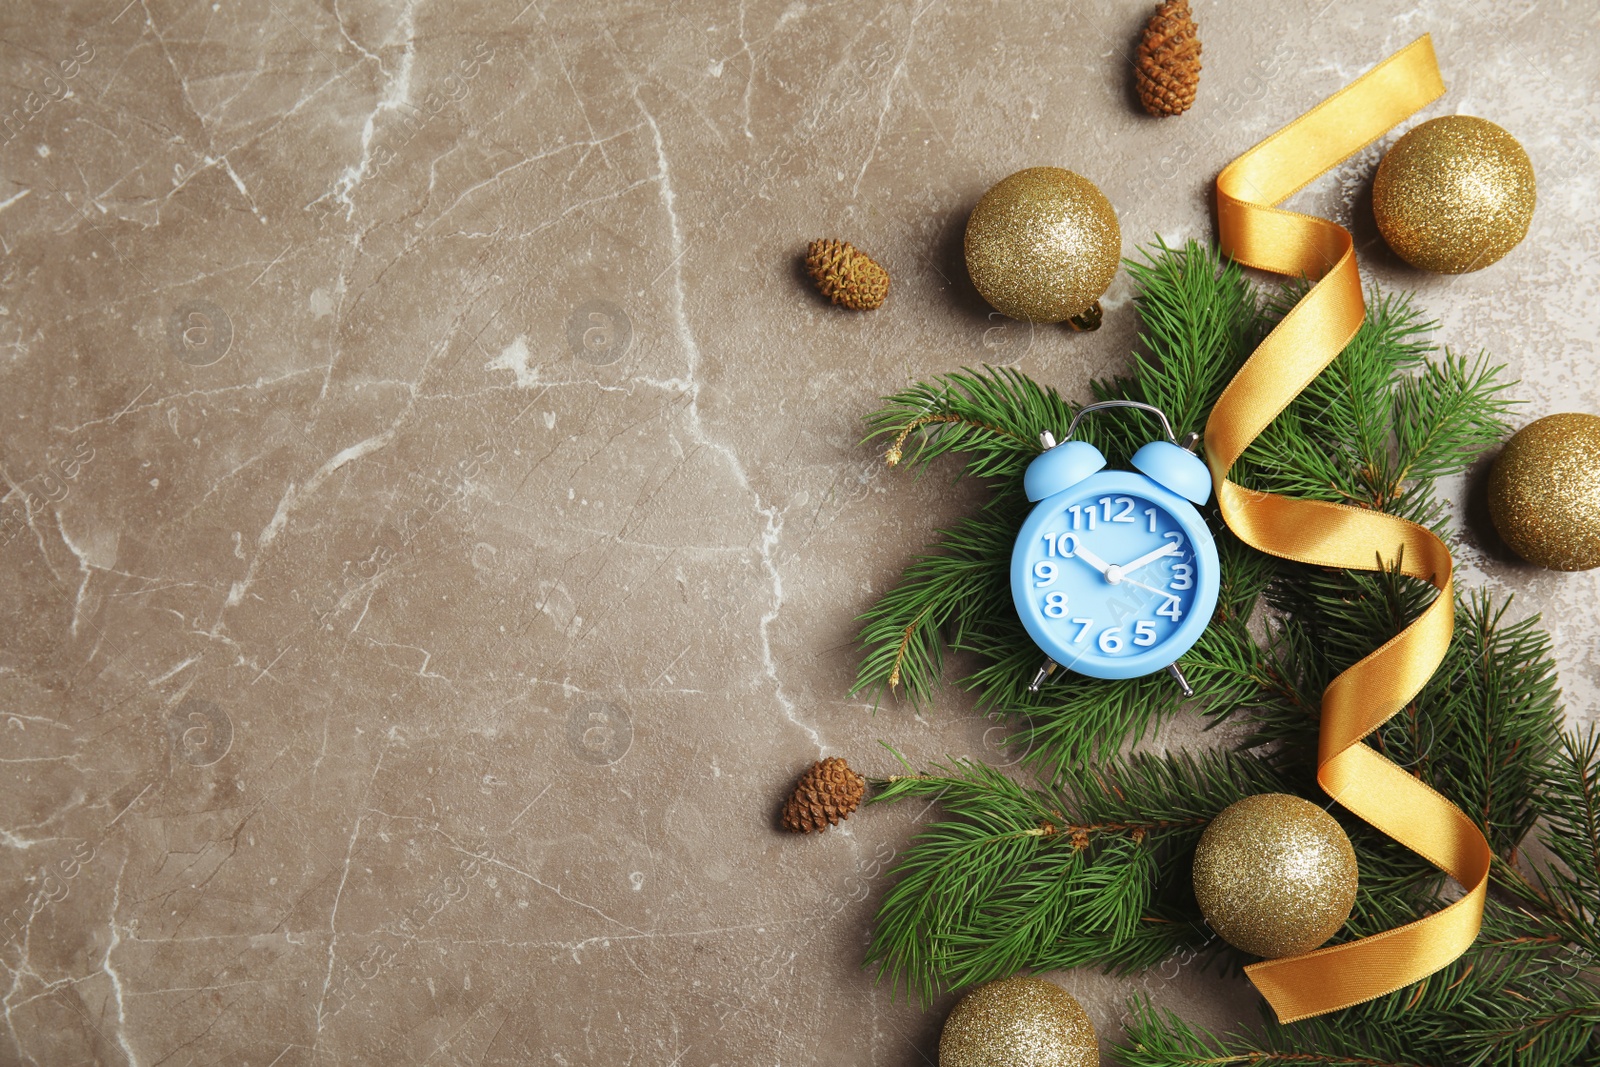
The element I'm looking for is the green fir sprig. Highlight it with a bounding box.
[866,747,1288,1004]
[856,240,1598,1066]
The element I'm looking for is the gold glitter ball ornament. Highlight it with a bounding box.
[1373,115,1535,273]
[939,976,1098,1067]
[964,168,1121,325]
[1488,413,1600,570]
[1192,793,1358,959]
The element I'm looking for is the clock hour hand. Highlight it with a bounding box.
[1070,544,1112,576]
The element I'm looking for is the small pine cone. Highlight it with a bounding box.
[1135,0,1202,117]
[805,239,889,310]
[781,756,867,833]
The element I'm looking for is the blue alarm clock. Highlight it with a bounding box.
[1011,401,1219,695]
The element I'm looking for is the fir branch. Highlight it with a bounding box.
[1239,582,1563,863]
[862,366,1068,480]
[1121,891,1600,1067]
[1543,728,1600,901]
[1388,350,1515,510]
[966,612,1269,779]
[1122,239,1268,442]
[1118,1000,1446,1067]
[864,750,1286,1004]
[1528,728,1600,957]
[1422,594,1564,855]
[1231,285,1511,529]
[853,496,1024,706]
[959,628,1185,771]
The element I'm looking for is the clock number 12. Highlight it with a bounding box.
[1099,497,1137,523]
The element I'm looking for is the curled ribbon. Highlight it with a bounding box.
[1204,35,1491,1023]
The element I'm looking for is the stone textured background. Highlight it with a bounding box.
[0,1,1596,1063]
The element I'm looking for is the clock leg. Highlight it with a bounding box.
[1166,663,1194,697]
[1027,658,1059,693]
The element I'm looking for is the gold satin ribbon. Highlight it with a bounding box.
[1204,35,1492,1023]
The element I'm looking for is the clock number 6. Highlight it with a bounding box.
[1097,627,1124,653]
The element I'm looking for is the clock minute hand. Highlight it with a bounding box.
[1118,542,1181,576]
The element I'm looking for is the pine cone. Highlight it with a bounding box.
[781,756,866,833]
[1135,0,1201,117]
[805,239,889,310]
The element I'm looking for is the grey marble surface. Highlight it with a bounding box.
[0,1,1596,1063]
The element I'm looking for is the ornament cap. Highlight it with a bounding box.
[1025,440,1106,501]
[1131,440,1211,504]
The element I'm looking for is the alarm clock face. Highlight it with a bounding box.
[1011,471,1219,680]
